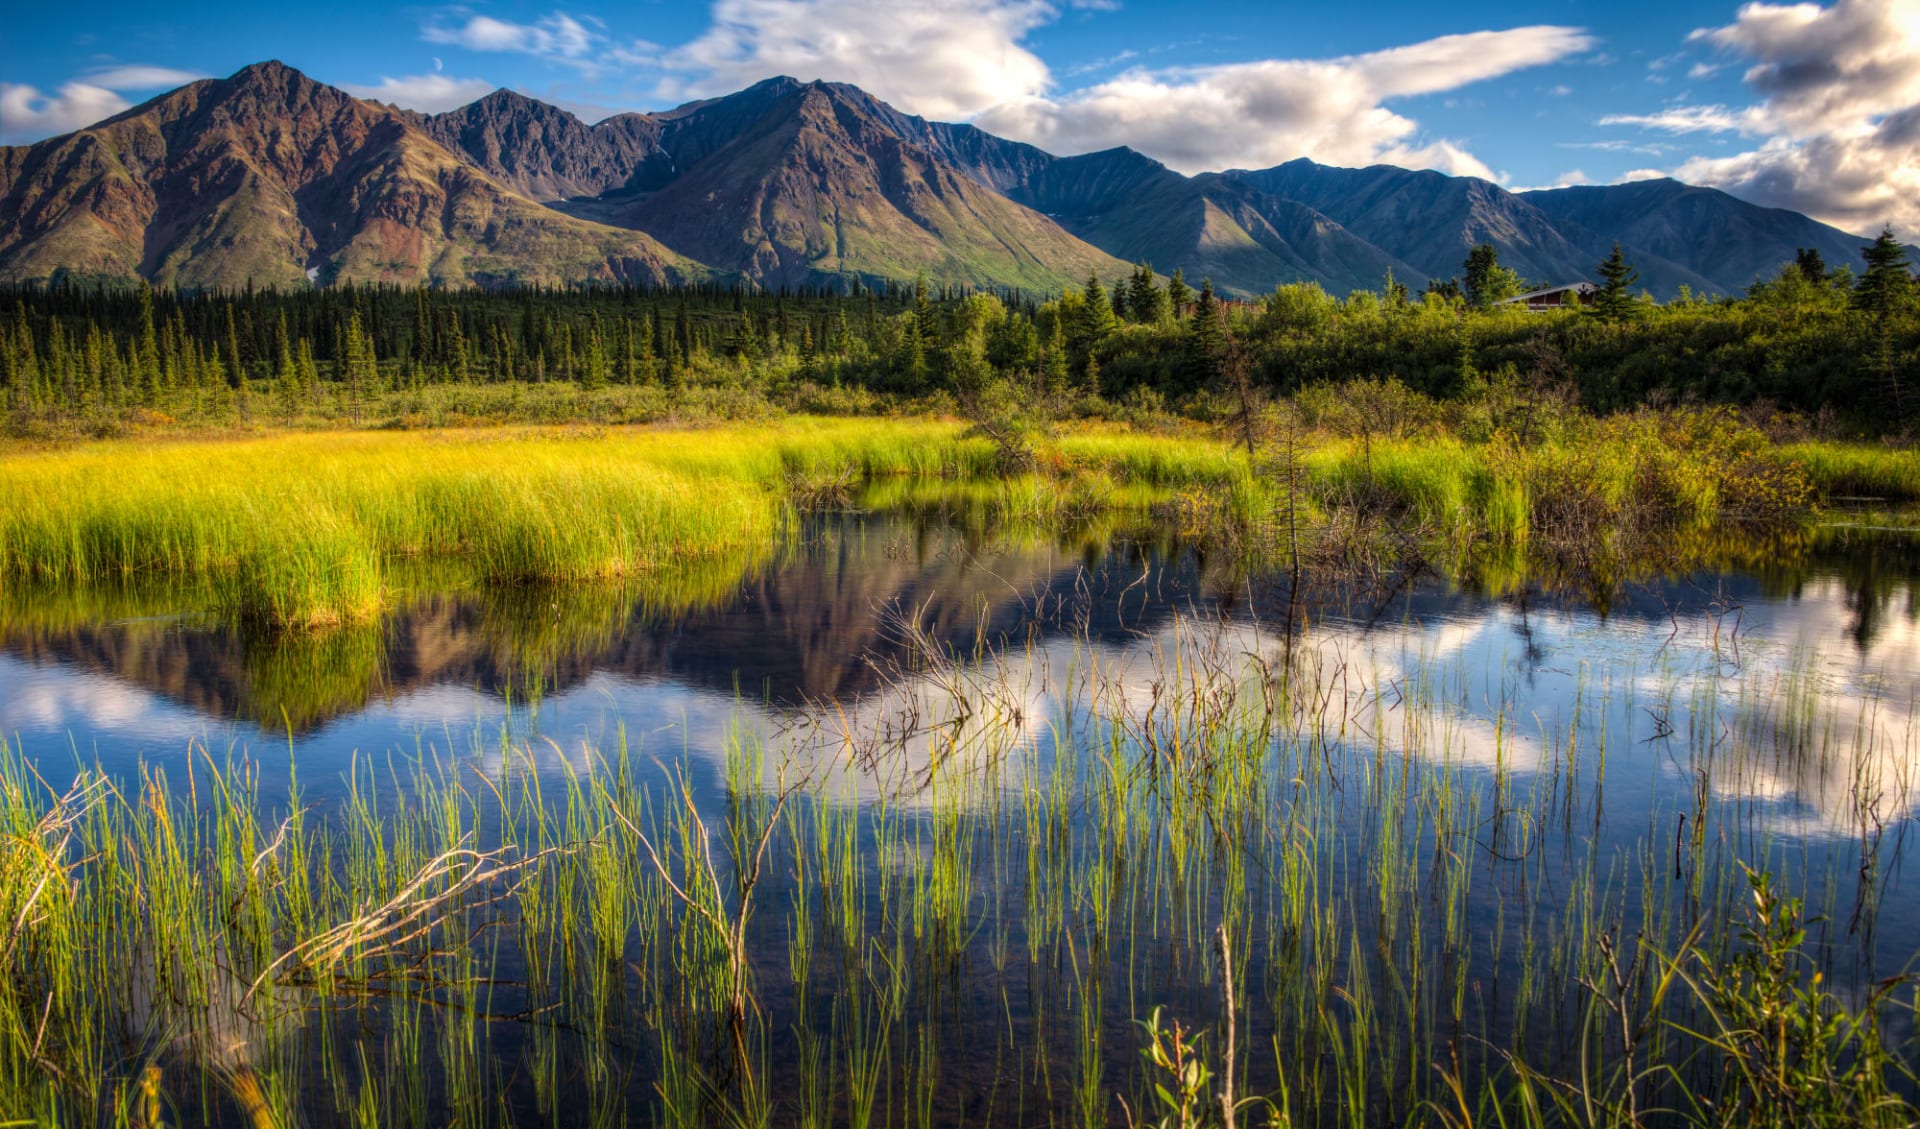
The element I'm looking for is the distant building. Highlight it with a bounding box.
[1498,282,1600,311]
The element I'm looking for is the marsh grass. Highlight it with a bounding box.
[0,608,1912,1128]
[1784,442,1920,504]
[1,415,1872,633]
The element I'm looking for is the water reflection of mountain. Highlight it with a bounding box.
[0,521,1203,732]
[1,517,1914,734]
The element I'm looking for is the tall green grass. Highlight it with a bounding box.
[0,420,981,628]
[1784,441,1920,502]
[0,417,1894,629]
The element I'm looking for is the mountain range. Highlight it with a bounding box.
[0,61,1882,298]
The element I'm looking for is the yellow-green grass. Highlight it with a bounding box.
[1783,442,1920,502]
[0,419,1891,630]
[0,419,992,629]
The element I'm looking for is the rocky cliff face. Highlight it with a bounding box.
[406,89,664,202]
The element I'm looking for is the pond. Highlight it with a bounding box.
[4,512,1918,1126]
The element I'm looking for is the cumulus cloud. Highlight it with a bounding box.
[975,26,1592,176]
[659,0,1055,122]
[1,82,130,143]
[342,73,497,112]
[1611,0,1920,235]
[650,1,1589,175]
[1,63,207,144]
[424,11,601,67]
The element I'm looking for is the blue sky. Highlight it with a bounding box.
[4,0,1917,235]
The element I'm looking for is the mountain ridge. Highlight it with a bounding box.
[0,61,1885,298]
[0,61,711,290]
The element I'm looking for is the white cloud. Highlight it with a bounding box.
[343,73,497,112]
[1,82,131,143]
[424,11,601,68]
[650,3,1589,176]
[1611,0,1920,235]
[1599,103,1759,133]
[1558,138,1676,156]
[402,1,1585,176]
[659,0,1056,122]
[1509,168,1592,192]
[0,63,207,144]
[85,65,205,89]
[974,26,1594,175]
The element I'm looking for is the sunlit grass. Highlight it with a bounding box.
[0,417,1894,630]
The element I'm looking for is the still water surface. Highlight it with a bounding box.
[4,514,1918,1123]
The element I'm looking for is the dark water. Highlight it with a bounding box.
[5,513,1919,1124]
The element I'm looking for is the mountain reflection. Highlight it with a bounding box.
[0,516,1913,756]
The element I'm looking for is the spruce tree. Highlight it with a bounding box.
[1167,269,1192,320]
[136,283,161,404]
[1186,280,1227,387]
[274,314,301,426]
[1592,243,1642,323]
[1462,244,1522,309]
[1795,247,1827,284]
[1855,226,1915,415]
[411,289,433,378]
[1854,226,1914,319]
[342,312,374,426]
[617,319,637,385]
[1127,264,1167,324]
[636,315,657,385]
[581,314,608,391]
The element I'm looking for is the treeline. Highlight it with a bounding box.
[2,233,1916,433]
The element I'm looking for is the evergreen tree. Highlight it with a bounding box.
[617,319,637,385]
[342,312,374,426]
[411,289,433,377]
[274,314,302,426]
[136,283,160,404]
[1167,269,1192,320]
[581,314,608,391]
[635,315,657,385]
[1592,244,1643,323]
[1070,273,1117,382]
[1186,279,1227,387]
[1854,226,1914,319]
[1041,314,1069,400]
[1795,247,1828,284]
[913,275,939,363]
[225,306,250,422]
[1462,244,1522,309]
[1855,226,1915,415]
[1127,264,1167,324]
[445,310,470,383]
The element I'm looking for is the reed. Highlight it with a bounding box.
[1,599,1909,1127]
